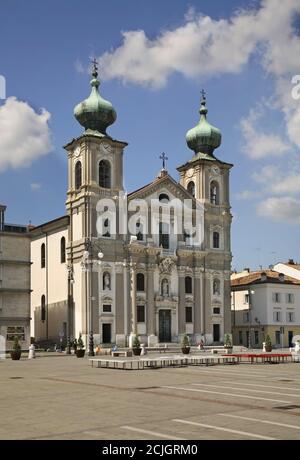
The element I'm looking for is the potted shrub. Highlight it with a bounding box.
[224,334,233,354]
[264,335,272,352]
[11,336,22,360]
[181,334,191,354]
[76,333,85,358]
[132,336,141,356]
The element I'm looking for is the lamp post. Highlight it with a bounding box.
[81,238,103,356]
[66,264,74,354]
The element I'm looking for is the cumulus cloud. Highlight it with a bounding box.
[235,190,261,200]
[30,182,42,191]
[96,0,300,89]
[240,108,291,159]
[0,97,52,172]
[257,196,300,224]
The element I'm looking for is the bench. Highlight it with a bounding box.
[111,350,132,357]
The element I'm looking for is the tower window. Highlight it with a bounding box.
[60,237,66,264]
[75,161,82,190]
[99,160,111,188]
[185,276,192,294]
[136,222,143,241]
[185,306,193,323]
[136,273,145,292]
[137,305,145,323]
[210,181,220,205]
[187,181,195,197]
[213,231,220,249]
[41,243,45,268]
[41,295,46,322]
[102,218,110,237]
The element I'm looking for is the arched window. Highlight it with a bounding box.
[41,295,46,322]
[185,276,192,294]
[159,222,169,249]
[187,181,195,197]
[103,218,110,237]
[103,272,111,290]
[136,273,145,292]
[41,243,45,268]
[99,160,111,188]
[159,193,169,203]
[210,181,220,205]
[60,237,66,264]
[213,279,221,296]
[136,222,143,241]
[213,231,220,249]
[161,278,169,297]
[75,161,82,190]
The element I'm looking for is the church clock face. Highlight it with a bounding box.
[74,146,81,157]
[186,168,194,178]
[102,142,111,153]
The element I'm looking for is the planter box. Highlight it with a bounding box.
[181,347,190,355]
[76,349,85,358]
[11,351,21,360]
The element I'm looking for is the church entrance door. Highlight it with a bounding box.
[102,323,111,344]
[159,310,171,342]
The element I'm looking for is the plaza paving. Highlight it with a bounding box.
[1,354,300,440]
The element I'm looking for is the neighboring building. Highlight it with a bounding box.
[30,64,233,347]
[231,269,300,349]
[0,204,31,349]
[273,259,300,281]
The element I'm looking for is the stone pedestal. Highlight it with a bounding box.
[116,334,126,347]
[128,333,137,349]
[28,344,35,359]
[148,334,158,347]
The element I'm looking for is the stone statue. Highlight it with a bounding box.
[103,272,111,290]
[213,279,220,296]
[162,279,169,296]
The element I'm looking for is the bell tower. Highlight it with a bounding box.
[64,61,127,244]
[177,91,233,343]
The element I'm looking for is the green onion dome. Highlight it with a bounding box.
[186,94,221,155]
[74,66,116,135]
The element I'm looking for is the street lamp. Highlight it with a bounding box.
[66,264,75,355]
[81,238,103,356]
[248,288,255,350]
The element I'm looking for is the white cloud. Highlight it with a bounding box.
[95,0,300,89]
[240,108,290,159]
[257,196,300,224]
[30,182,42,191]
[0,97,52,172]
[235,190,261,200]
[253,164,300,195]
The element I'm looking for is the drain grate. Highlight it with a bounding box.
[9,377,23,380]
[278,379,294,382]
[274,404,300,410]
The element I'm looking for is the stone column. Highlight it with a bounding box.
[194,268,201,334]
[146,266,155,335]
[129,261,137,347]
[178,267,186,335]
[115,262,125,341]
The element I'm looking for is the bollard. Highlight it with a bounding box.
[28,344,35,359]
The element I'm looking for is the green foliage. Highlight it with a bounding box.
[13,336,21,351]
[181,334,190,348]
[77,333,84,350]
[265,334,272,346]
[132,335,140,349]
[224,334,232,347]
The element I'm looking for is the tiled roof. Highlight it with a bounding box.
[231,269,300,287]
[284,262,300,270]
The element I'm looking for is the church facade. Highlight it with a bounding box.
[30,64,233,347]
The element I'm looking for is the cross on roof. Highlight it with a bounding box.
[159,152,168,169]
[91,57,98,73]
[201,89,206,100]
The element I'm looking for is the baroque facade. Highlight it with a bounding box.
[31,64,233,347]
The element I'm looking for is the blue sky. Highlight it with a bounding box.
[0,0,300,270]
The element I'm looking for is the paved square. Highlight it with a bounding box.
[1,356,300,440]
